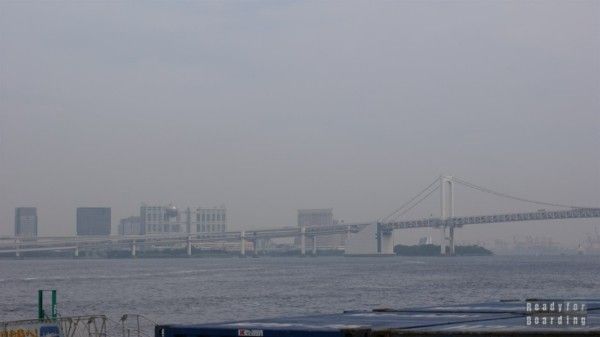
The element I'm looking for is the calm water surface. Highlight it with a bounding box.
[1,256,599,323]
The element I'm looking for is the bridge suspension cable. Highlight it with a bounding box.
[389,185,440,222]
[379,177,440,223]
[452,176,595,210]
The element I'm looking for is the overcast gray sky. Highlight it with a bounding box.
[1,1,599,246]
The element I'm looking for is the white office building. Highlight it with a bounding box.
[140,205,181,234]
[196,207,227,234]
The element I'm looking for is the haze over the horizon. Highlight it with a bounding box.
[1,1,599,246]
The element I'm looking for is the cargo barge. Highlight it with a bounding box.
[156,299,599,336]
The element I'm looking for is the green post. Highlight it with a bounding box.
[38,289,57,320]
[51,290,57,319]
[38,289,44,320]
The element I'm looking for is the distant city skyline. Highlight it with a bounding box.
[1,1,598,247]
[4,200,600,250]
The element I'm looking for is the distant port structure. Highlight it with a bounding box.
[2,175,600,258]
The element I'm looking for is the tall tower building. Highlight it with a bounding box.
[76,207,111,235]
[15,207,38,237]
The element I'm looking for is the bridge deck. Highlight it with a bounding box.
[2,208,599,254]
[383,208,600,231]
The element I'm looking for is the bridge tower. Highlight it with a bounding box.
[440,175,455,255]
[376,222,394,255]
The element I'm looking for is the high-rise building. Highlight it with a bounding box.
[140,205,181,234]
[15,207,38,237]
[196,207,227,234]
[297,208,346,250]
[118,216,143,235]
[76,207,111,235]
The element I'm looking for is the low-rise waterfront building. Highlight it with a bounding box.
[119,216,143,235]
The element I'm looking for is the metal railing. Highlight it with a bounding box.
[1,314,156,337]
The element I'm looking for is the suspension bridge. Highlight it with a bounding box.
[372,175,600,255]
[1,175,599,257]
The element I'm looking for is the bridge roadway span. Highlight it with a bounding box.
[0,223,369,255]
[381,207,600,231]
[1,208,599,255]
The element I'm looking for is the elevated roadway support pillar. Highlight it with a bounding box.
[251,240,259,257]
[449,225,455,255]
[240,231,246,257]
[377,223,382,253]
[187,235,192,256]
[311,236,317,256]
[300,226,306,256]
[254,238,266,256]
[260,238,268,255]
[131,240,137,258]
[74,245,79,258]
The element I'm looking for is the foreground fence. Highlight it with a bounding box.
[1,314,156,337]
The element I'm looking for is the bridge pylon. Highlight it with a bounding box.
[376,223,394,255]
[440,175,455,255]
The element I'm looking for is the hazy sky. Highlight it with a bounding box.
[1,1,599,246]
